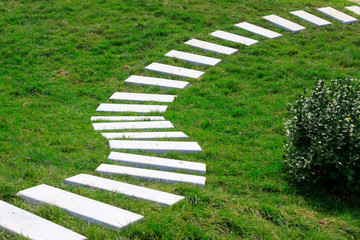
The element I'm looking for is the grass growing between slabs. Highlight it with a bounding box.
[1,0,360,239]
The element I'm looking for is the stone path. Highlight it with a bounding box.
[165,50,222,66]
[96,103,168,113]
[92,121,174,131]
[125,75,189,89]
[65,174,185,206]
[346,6,360,15]
[17,184,144,230]
[0,200,86,240]
[210,30,259,45]
[95,164,206,187]
[318,7,358,24]
[109,140,203,153]
[101,131,189,140]
[145,62,205,79]
[290,10,332,27]
[108,152,206,174]
[263,14,306,32]
[234,22,282,39]
[91,116,166,121]
[184,39,238,55]
[3,5,359,239]
[109,92,176,103]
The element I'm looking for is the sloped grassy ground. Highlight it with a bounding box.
[1,0,360,239]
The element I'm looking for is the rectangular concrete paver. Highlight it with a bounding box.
[109,140,202,154]
[109,92,176,103]
[101,131,188,139]
[125,75,189,89]
[290,10,332,27]
[317,7,358,24]
[210,30,259,46]
[93,121,174,131]
[165,50,221,66]
[0,200,87,240]
[17,184,143,230]
[108,152,206,174]
[96,164,206,187]
[234,22,282,39]
[263,14,306,32]
[145,62,205,79]
[65,174,185,206]
[96,103,167,113]
[91,116,166,121]
[346,6,360,15]
[184,39,238,55]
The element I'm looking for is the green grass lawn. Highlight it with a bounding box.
[1,0,360,239]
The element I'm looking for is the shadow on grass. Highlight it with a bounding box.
[281,176,360,238]
[289,178,360,219]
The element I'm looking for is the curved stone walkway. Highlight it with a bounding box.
[1,5,359,240]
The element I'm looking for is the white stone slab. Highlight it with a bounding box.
[109,92,176,103]
[210,30,259,46]
[0,200,86,240]
[290,10,332,27]
[93,121,174,131]
[125,75,189,89]
[91,116,166,122]
[109,140,202,154]
[64,174,184,206]
[96,164,206,187]
[108,152,206,174]
[234,22,282,39]
[164,50,221,66]
[184,39,238,55]
[17,184,143,230]
[346,6,360,15]
[317,7,358,24]
[96,103,167,113]
[262,15,306,32]
[101,131,188,139]
[145,62,205,79]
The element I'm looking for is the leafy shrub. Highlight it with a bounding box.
[284,79,360,192]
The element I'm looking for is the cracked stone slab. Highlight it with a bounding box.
[108,152,206,174]
[125,75,189,89]
[91,116,166,122]
[109,92,176,103]
[346,6,360,15]
[64,174,185,206]
[234,22,282,39]
[17,184,143,230]
[92,121,174,131]
[101,131,188,139]
[96,103,167,113]
[0,200,87,240]
[317,7,358,24]
[165,50,222,66]
[184,39,238,55]
[145,62,205,79]
[290,10,332,27]
[263,14,306,32]
[210,30,259,46]
[96,164,206,187]
[109,140,202,154]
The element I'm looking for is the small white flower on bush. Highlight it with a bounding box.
[284,79,360,192]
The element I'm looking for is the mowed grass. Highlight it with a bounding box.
[1,0,360,239]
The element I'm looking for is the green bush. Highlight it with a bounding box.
[284,79,360,192]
